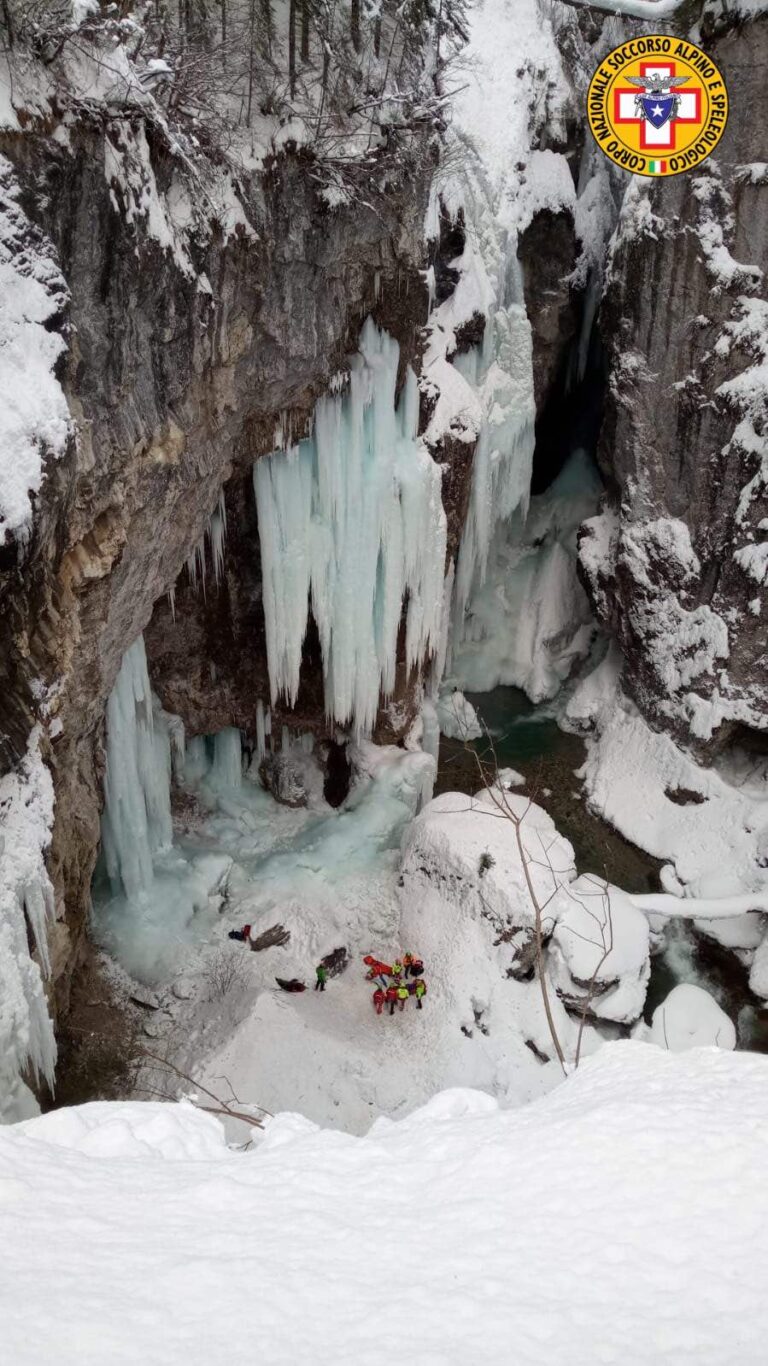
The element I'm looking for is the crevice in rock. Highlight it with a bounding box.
[323,740,352,808]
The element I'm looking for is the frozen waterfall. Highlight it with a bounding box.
[100,636,174,903]
[450,295,536,639]
[254,319,447,737]
[93,637,231,984]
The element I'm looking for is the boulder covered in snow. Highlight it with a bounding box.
[400,789,577,963]
[400,786,587,989]
[749,936,768,1002]
[436,690,482,740]
[549,878,651,1026]
[651,984,736,1052]
[258,752,319,808]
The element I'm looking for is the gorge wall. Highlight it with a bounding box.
[0,116,437,1011]
[580,10,768,760]
[8,0,768,1107]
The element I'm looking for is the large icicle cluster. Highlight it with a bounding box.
[254,320,447,736]
[0,732,57,1123]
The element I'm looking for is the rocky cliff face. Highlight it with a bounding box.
[580,13,768,759]
[0,118,433,1009]
[0,2,591,1042]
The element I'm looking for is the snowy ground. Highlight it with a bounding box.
[102,744,563,1134]
[3,1042,768,1366]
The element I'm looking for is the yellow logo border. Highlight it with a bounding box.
[587,36,729,178]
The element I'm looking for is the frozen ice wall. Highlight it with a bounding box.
[100,636,173,902]
[451,449,602,700]
[254,319,447,737]
[421,0,579,698]
[450,296,536,639]
[93,637,229,984]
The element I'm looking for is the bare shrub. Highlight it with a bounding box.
[203,946,249,1000]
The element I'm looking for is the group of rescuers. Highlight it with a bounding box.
[229,923,427,1011]
[314,952,428,1014]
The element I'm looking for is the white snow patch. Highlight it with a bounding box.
[2,1045,768,1363]
[651,983,736,1051]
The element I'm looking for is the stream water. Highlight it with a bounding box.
[436,684,768,1052]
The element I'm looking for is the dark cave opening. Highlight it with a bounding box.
[530,300,607,497]
[323,739,352,808]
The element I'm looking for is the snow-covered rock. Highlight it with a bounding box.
[435,690,482,740]
[651,984,736,1052]
[549,879,651,1025]
[401,789,576,951]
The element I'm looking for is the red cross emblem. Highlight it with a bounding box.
[613,62,702,151]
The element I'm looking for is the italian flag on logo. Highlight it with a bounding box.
[648,159,667,175]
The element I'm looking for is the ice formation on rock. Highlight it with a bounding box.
[93,638,233,984]
[254,320,447,737]
[0,734,57,1123]
[450,449,602,700]
[208,728,243,791]
[100,636,174,902]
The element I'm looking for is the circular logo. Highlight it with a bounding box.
[587,36,728,178]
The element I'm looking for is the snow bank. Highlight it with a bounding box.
[651,984,736,1052]
[2,1043,768,1364]
[570,655,768,992]
[570,654,768,900]
[0,155,70,546]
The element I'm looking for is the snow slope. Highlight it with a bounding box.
[2,1043,767,1366]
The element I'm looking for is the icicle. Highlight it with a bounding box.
[184,735,209,786]
[208,491,227,587]
[449,270,536,649]
[168,587,176,622]
[281,725,290,752]
[424,264,436,320]
[208,728,242,790]
[100,636,173,902]
[254,319,447,738]
[256,699,267,761]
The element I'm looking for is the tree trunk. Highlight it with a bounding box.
[247,0,256,125]
[351,0,361,53]
[260,0,273,58]
[301,0,310,62]
[288,0,297,98]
